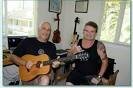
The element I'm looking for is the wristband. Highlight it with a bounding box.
[98,75,102,79]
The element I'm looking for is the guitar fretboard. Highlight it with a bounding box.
[37,52,88,67]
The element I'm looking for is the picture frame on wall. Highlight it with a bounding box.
[49,0,62,13]
[75,0,89,13]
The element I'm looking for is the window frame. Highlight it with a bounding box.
[98,0,130,46]
[3,0,37,37]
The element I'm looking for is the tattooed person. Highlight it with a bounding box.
[66,21,108,85]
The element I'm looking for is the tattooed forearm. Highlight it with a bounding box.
[97,41,104,49]
[97,41,107,60]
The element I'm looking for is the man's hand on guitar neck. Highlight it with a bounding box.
[52,56,61,68]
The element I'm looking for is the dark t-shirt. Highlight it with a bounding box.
[13,38,57,59]
[74,39,101,76]
[66,39,102,85]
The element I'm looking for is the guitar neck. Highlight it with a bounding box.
[57,20,59,30]
[73,22,77,35]
[37,52,88,67]
[57,13,60,30]
[58,55,76,62]
[41,55,76,66]
[73,17,79,35]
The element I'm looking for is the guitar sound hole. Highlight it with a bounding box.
[36,61,41,68]
[26,68,30,72]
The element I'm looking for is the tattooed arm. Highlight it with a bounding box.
[97,41,108,77]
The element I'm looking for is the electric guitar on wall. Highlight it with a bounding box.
[71,17,80,46]
[52,13,61,43]
[19,52,89,81]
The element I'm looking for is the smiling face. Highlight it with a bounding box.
[83,25,97,41]
[38,22,51,42]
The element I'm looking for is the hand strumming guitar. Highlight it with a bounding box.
[25,56,61,70]
[25,61,34,70]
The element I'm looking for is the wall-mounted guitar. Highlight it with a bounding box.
[71,17,80,46]
[52,13,61,43]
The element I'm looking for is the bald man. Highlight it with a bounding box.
[10,22,60,85]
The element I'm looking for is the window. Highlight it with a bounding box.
[100,0,130,45]
[119,1,130,44]
[4,0,36,36]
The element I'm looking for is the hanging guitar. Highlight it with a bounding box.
[71,17,80,46]
[52,13,61,43]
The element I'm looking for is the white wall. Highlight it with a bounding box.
[59,0,105,49]
[104,42,131,86]
[37,0,105,49]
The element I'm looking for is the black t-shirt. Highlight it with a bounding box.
[74,39,101,76]
[13,38,57,59]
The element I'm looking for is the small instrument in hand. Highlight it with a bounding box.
[71,17,80,46]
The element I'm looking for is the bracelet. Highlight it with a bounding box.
[98,75,102,79]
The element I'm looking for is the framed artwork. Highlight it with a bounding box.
[49,0,62,13]
[75,0,89,13]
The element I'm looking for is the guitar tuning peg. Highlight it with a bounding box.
[56,56,60,60]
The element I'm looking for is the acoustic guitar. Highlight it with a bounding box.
[52,13,61,43]
[71,17,80,46]
[19,52,89,81]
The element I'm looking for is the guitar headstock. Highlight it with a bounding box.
[75,17,80,24]
[57,13,60,20]
[54,13,60,21]
[60,51,90,62]
[75,51,89,61]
